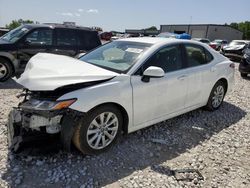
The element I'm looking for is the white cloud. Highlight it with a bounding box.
[57,12,81,17]
[74,13,81,17]
[78,9,84,12]
[87,9,99,14]
[59,12,74,17]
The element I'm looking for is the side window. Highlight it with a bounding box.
[25,29,52,45]
[56,29,77,46]
[185,44,207,67]
[138,45,183,74]
[205,49,214,62]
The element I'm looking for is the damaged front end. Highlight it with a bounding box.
[7,90,84,153]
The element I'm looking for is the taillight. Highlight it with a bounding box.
[230,63,235,68]
[209,44,216,49]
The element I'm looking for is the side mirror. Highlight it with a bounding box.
[75,52,86,59]
[23,39,31,45]
[141,66,164,82]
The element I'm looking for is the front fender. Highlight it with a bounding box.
[58,75,133,127]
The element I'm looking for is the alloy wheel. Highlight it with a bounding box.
[87,112,119,150]
[212,85,225,108]
[0,62,7,79]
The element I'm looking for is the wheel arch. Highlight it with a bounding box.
[0,55,15,75]
[216,77,228,94]
[87,102,129,134]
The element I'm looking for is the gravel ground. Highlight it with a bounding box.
[0,65,249,188]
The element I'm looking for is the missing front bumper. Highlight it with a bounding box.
[7,108,84,153]
[7,109,61,152]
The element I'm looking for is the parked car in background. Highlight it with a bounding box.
[209,39,228,50]
[239,43,250,78]
[8,37,234,155]
[192,38,210,44]
[221,40,250,62]
[158,32,191,39]
[99,32,113,41]
[0,24,101,81]
[0,28,9,37]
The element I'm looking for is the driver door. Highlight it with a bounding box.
[17,28,54,69]
[131,44,189,127]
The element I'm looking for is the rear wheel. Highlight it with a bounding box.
[241,73,248,78]
[205,81,226,111]
[0,57,13,82]
[72,105,122,155]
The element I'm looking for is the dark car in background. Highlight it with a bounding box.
[209,39,228,50]
[99,32,113,41]
[239,43,250,78]
[221,40,250,62]
[0,24,101,81]
[192,38,211,44]
[0,28,9,37]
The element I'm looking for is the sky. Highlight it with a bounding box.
[0,0,249,31]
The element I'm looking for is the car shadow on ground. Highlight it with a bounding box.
[0,78,23,89]
[2,101,247,187]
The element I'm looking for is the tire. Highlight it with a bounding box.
[205,81,226,111]
[241,73,248,78]
[72,105,123,155]
[0,57,13,82]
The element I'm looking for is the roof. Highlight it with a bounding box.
[118,37,179,44]
[118,37,212,50]
[23,24,94,31]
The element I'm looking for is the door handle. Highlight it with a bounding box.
[177,75,187,80]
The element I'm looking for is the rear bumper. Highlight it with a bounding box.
[224,53,243,59]
[239,62,250,74]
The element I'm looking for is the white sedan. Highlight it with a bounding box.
[8,37,235,155]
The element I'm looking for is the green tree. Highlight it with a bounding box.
[145,26,158,31]
[229,21,250,40]
[5,19,34,30]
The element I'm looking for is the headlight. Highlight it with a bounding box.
[20,98,77,111]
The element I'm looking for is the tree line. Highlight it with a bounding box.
[227,21,250,40]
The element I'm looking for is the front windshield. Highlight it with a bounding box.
[1,25,30,43]
[80,41,151,73]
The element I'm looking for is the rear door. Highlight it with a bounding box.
[182,43,215,108]
[53,28,78,57]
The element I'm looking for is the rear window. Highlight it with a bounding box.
[184,44,213,67]
[77,30,101,51]
[56,29,77,46]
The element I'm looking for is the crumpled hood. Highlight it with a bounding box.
[223,44,245,51]
[17,53,118,91]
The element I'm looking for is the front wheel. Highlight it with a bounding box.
[205,81,226,111]
[72,105,123,155]
[0,57,13,82]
